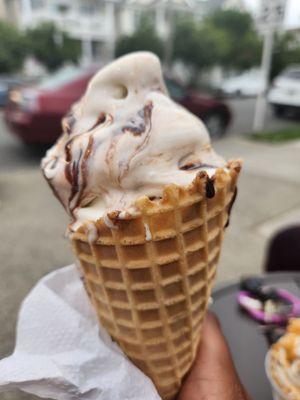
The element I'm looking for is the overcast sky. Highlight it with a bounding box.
[244,0,300,29]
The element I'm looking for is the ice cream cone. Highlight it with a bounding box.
[70,160,241,400]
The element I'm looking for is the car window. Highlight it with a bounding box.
[38,66,85,90]
[165,79,186,100]
[282,69,300,80]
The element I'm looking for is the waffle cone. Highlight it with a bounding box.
[71,160,241,399]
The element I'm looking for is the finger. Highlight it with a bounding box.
[178,312,250,400]
[195,312,237,372]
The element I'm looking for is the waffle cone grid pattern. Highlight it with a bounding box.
[71,161,241,400]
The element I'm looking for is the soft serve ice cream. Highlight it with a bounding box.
[42,52,225,231]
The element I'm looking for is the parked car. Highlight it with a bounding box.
[5,65,232,144]
[165,79,232,139]
[220,69,264,97]
[0,76,37,107]
[5,65,96,145]
[268,66,300,116]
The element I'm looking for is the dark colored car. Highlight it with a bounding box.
[5,65,231,145]
[165,79,231,139]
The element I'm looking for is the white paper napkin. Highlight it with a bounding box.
[0,265,161,400]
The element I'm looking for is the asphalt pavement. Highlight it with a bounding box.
[228,97,299,137]
[0,114,45,171]
[0,99,300,400]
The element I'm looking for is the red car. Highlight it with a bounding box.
[5,65,231,144]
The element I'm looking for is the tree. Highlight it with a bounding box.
[208,9,254,39]
[271,32,300,80]
[172,16,229,77]
[115,16,164,59]
[0,21,27,73]
[206,9,262,71]
[26,22,81,72]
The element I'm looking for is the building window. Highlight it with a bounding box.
[56,4,70,14]
[30,0,45,10]
[80,4,96,15]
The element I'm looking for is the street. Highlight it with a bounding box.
[228,98,299,137]
[0,113,45,170]
[0,99,300,400]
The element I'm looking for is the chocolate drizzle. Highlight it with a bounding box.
[205,177,215,199]
[68,148,82,209]
[64,135,94,214]
[88,112,106,132]
[119,101,153,181]
[225,187,238,227]
[106,138,118,184]
[77,134,94,206]
[64,139,73,183]
[122,101,153,136]
[180,162,218,171]
[106,101,154,186]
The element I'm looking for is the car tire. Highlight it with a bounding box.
[272,104,287,117]
[203,113,227,140]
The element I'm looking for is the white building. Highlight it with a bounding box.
[222,0,245,12]
[0,0,20,24]
[0,0,245,64]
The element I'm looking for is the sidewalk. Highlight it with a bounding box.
[215,137,300,281]
[1,137,300,400]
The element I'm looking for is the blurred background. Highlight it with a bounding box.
[0,1,300,398]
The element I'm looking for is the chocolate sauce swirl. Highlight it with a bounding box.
[180,162,218,171]
[205,177,215,199]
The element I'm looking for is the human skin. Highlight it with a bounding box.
[178,312,252,400]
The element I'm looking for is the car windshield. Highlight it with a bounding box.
[282,69,300,80]
[165,78,186,100]
[38,65,84,90]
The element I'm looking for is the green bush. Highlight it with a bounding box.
[271,32,300,80]
[116,16,164,59]
[173,16,229,73]
[251,127,300,143]
[117,9,263,77]
[206,9,262,71]
[26,22,81,71]
[0,21,27,73]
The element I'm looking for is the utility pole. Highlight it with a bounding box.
[163,0,198,70]
[253,0,286,132]
[164,6,175,69]
[253,22,275,131]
